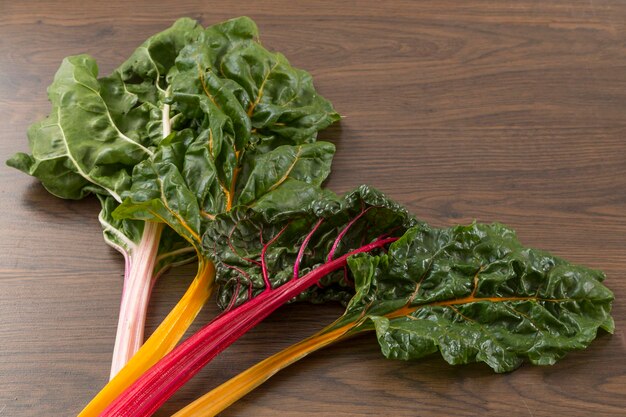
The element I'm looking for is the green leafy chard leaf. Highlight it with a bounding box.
[343,223,614,372]
[113,131,205,247]
[115,136,336,247]
[7,18,212,290]
[237,142,335,205]
[23,55,154,201]
[7,112,100,200]
[7,18,207,201]
[114,18,202,102]
[204,185,417,309]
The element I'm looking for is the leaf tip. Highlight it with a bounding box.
[6,152,33,173]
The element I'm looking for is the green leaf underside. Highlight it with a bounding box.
[340,223,614,373]
[204,185,417,309]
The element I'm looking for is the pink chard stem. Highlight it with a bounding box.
[110,221,163,379]
[327,207,371,262]
[260,223,290,291]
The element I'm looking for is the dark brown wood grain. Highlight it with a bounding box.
[1,1,625,416]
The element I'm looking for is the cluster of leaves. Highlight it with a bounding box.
[111,16,341,255]
[9,15,341,269]
[7,15,615,416]
[202,192,615,374]
[7,18,206,267]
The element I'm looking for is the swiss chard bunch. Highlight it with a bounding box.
[7,15,614,417]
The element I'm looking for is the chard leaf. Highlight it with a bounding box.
[115,135,336,248]
[7,113,101,200]
[12,55,154,202]
[236,142,335,206]
[113,17,202,106]
[112,132,205,247]
[172,16,338,149]
[8,18,209,270]
[7,18,206,198]
[344,223,614,372]
[204,185,417,309]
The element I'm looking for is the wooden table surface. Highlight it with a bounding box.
[1,1,625,416]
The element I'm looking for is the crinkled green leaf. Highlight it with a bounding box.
[7,19,208,270]
[113,132,204,247]
[237,142,335,206]
[115,139,335,248]
[204,185,417,309]
[17,55,154,202]
[342,223,614,372]
[114,18,202,105]
[7,114,99,200]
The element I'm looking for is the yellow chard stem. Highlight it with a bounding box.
[171,319,357,417]
[78,260,215,417]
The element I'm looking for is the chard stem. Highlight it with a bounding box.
[260,223,290,290]
[109,94,174,378]
[293,218,324,280]
[110,222,164,379]
[327,207,371,262]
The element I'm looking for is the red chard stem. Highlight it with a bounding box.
[293,218,324,280]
